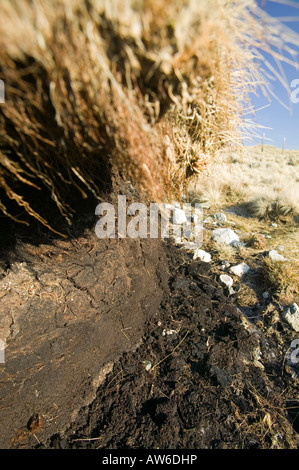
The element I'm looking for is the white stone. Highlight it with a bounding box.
[283,303,299,332]
[229,262,250,277]
[219,274,234,288]
[212,228,240,246]
[193,249,211,262]
[162,329,178,336]
[228,286,235,296]
[143,360,152,371]
[268,250,288,262]
[173,208,187,225]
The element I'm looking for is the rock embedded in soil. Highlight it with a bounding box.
[219,274,234,288]
[193,249,211,262]
[283,303,299,332]
[212,228,240,246]
[230,262,250,277]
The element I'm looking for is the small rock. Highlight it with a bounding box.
[229,262,250,277]
[220,260,230,270]
[193,249,211,262]
[228,286,235,296]
[162,329,178,337]
[173,208,187,225]
[214,212,227,223]
[231,240,245,249]
[212,228,240,246]
[219,274,234,288]
[263,292,270,300]
[271,223,278,228]
[142,360,152,371]
[283,303,299,332]
[268,250,288,262]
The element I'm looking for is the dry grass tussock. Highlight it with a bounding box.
[262,258,299,304]
[0,0,299,234]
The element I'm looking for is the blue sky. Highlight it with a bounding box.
[247,0,299,149]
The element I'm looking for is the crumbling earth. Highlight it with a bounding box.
[0,232,168,448]
[1,224,299,449]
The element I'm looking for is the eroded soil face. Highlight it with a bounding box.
[1,229,299,449]
[0,233,169,448]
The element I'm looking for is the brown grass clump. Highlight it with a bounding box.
[0,0,299,234]
[262,259,299,304]
[248,234,268,251]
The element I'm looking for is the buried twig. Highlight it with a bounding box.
[72,436,103,442]
[121,327,133,342]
